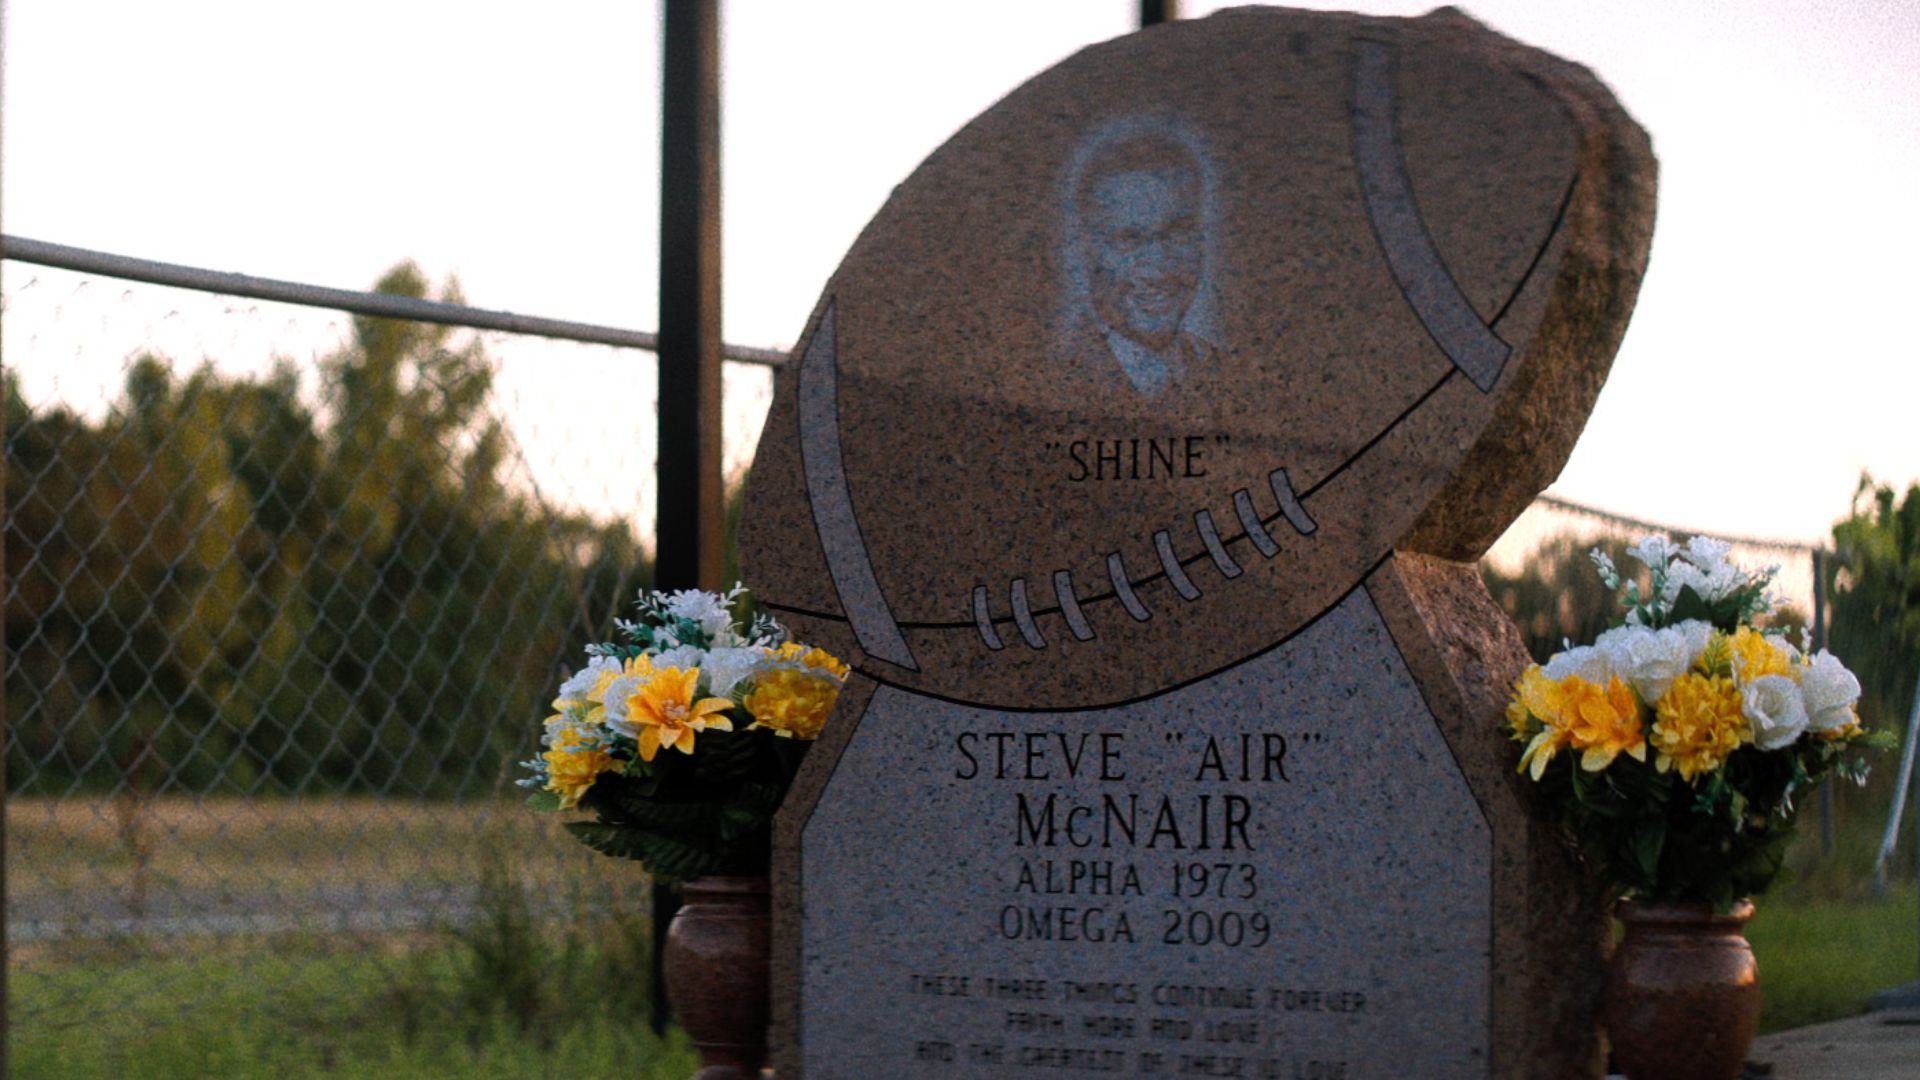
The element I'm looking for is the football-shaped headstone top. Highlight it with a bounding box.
[741,6,1654,710]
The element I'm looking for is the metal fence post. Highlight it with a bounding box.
[2,0,12,1068]
[653,0,726,1034]
[1140,1,1182,27]
[1813,548,1834,859]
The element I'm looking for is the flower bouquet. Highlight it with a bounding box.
[1505,536,1889,910]
[520,585,846,885]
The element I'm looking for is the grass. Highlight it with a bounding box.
[5,790,1915,1071]
[1748,883,1918,1033]
[1743,794,1920,1033]
[1718,775,1920,1034]
[7,793,697,1078]
[5,794,608,915]
[10,930,698,1079]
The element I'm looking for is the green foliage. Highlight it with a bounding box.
[1540,743,1816,910]
[4,265,652,797]
[9,921,695,1079]
[524,588,833,885]
[1747,883,1919,1033]
[566,820,716,884]
[1828,473,1920,729]
[447,835,660,1054]
[563,728,797,885]
[1502,534,1891,910]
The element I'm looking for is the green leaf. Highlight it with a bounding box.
[524,789,563,813]
[1666,584,1715,628]
[689,727,765,783]
[562,822,717,885]
[718,783,785,841]
[1632,820,1667,884]
[613,794,722,835]
[564,820,646,859]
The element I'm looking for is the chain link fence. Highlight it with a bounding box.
[2,253,776,1067]
[1486,494,1821,618]
[3,245,1911,1067]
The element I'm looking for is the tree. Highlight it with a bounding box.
[1482,533,1636,664]
[4,264,653,798]
[1827,474,1920,730]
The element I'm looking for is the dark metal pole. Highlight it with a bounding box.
[1813,548,1834,859]
[657,0,727,595]
[652,0,725,1035]
[2,1,12,1070]
[1140,0,1181,27]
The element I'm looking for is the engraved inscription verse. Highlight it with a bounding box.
[799,591,1493,1078]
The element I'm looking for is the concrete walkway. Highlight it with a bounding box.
[1746,1007,1920,1079]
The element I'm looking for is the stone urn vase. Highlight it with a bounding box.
[1604,900,1760,1080]
[663,875,772,1080]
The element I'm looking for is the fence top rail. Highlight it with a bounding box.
[1536,493,1822,555]
[0,234,789,367]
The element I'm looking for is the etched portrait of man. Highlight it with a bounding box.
[1062,119,1223,398]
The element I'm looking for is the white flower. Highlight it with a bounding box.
[1627,536,1679,569]
[1743,674,1809,750]
[1590,548,1619,586]
[1800,651,1862,733]
[1595,623,1696,704]
[1657,559,1700,603]
[542,714,605,748]
[600,675,644,737]
[663,588,741,639]
[1675,619,1714,660]
[1661,555,1747,605]
[700,646,764,697]
[651,645,707,673]
[1543,644,1614,686]
[556,655,622,701]
[1680,535,1734,572]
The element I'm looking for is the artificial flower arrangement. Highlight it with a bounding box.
[1506,536,1891,911]
[520,585,847,885]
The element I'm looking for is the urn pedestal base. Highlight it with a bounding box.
[1604,900,1759,1080]
[663,876,771,1080]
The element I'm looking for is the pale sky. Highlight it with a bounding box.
[3,0,1917,546]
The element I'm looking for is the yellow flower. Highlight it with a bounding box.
[1562,675,1646,771]
[1512,666,1573,779]
[543,729,620,810]
[745,668,840,740]
[1504,696,1532,742]
[617,666,734,762]
[1728,627,1791,685]
[1509,667,1557,732]
[801,647,850,679]
[1650,672,1748,781]
[550,655,652,729]
[1512,667,1646,777]
[768,641,851,679]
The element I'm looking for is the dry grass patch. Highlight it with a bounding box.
[6,794,639,930]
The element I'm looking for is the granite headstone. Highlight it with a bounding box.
[739,7,1656,1078]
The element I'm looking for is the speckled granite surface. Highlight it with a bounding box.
[745,6,1654,1077]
